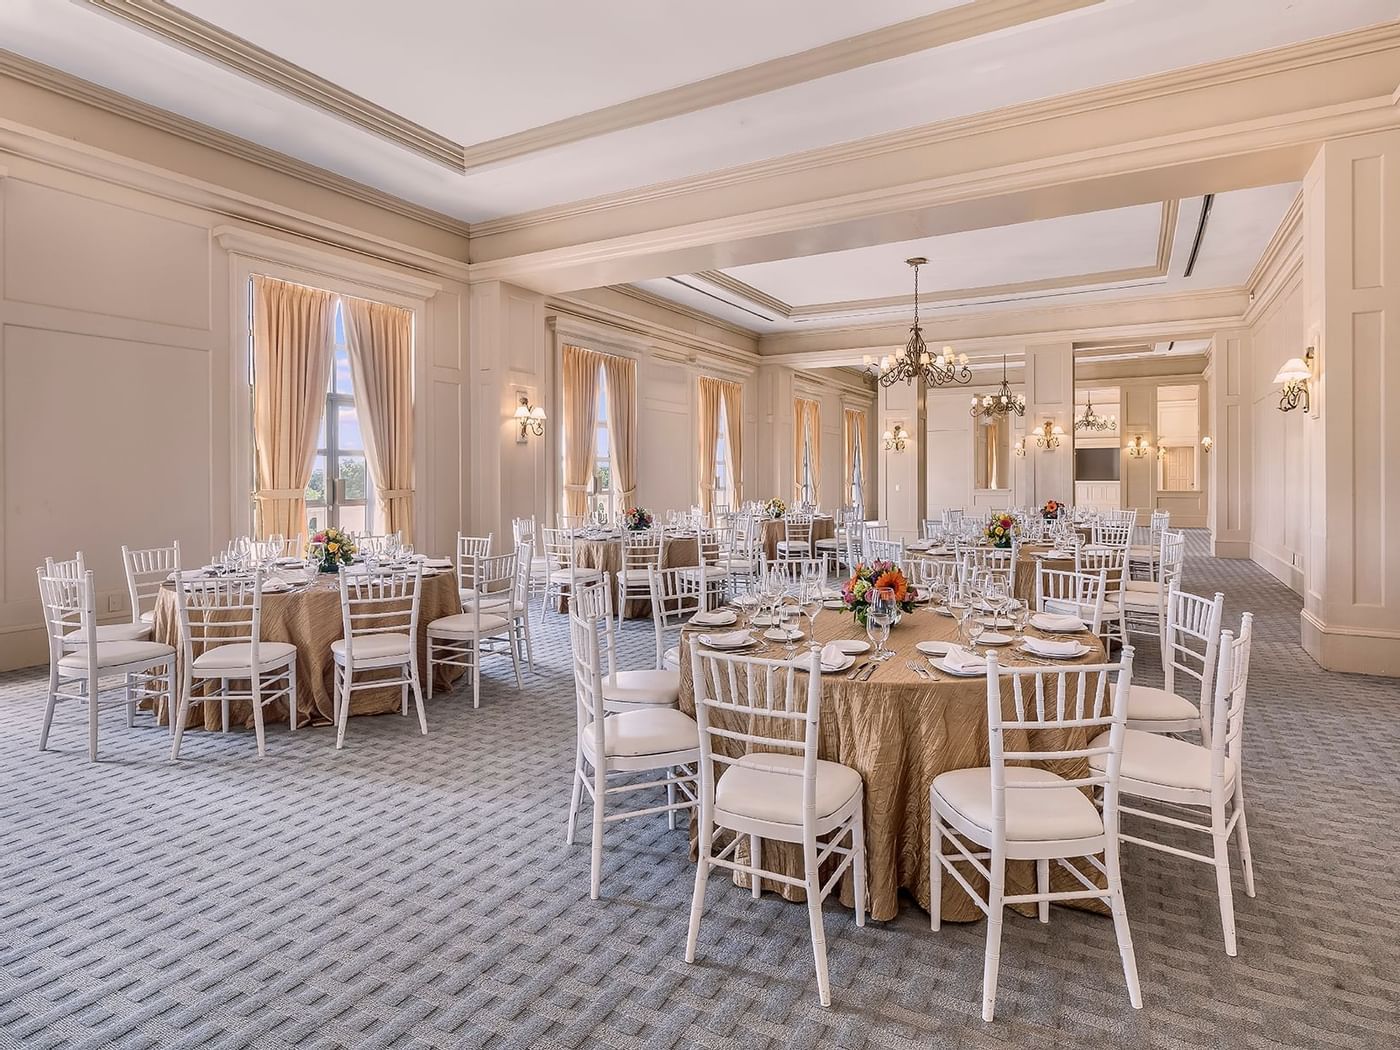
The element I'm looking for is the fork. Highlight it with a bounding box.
[905,659,932,681]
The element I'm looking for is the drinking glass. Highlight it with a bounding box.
[1009,599,1031,643]
[960,602,987,655]
[779,599,801,658]
[800,582,822,644]
[868,587,895,662]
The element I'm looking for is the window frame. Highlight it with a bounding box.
[304,307,374,534]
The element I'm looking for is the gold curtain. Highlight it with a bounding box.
[843,408,866,508]
[600,353,638,508]
[341,294,415,540]
[720,379,744,505]
[251,275,335,541]
[793,398,821,504]
[697,376,723,513]
[562,344,604,517]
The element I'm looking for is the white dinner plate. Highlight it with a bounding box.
[915,640,953,657]
[1020,640,1092,660]
[979,632,1014,647]
[820,653,855,673]
[764,627,804,642]
[821,599,847,610]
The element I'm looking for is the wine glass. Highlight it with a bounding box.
[800,581,823,648]
[868,586,895,662]
[779,598,801,658]
[1009,598,1031,644]
[960,600,988,655]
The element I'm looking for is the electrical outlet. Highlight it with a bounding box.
[107,593,122,613]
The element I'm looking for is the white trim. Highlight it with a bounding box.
[214,226,442,299]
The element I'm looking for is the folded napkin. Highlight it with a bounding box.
[941,645,987,673]
[819,642,852,670]
[698,630,753,649]
[1024,636,1084,657]
[1031,612,1086,632]
[423,557,454,569]
[1040,549,1071,559]
[260,577,292,593]
[691,609,736,627]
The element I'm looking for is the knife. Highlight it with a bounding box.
[856,661,878,682]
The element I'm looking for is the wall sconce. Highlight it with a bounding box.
[882,424,910,452]
[1273,347,1315,413]
[1033,420,1064,450]
[1156,445,1168,463]
[1200,435,1214,454]
[1012,438,1026,458]
[513,394,546,441]
[1126,434,1152,459]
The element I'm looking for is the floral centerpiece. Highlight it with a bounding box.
[841,560,917,627]
[764,497,787,519]
[984,512,1018,549]
[1041,499,1062,520]
[309,526,357,573]
[622,506,654,531]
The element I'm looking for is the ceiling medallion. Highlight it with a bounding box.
[969,355,1027,420]
[1074,390,1118,432]
[862,258,971,388]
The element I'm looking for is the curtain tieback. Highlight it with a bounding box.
[254,488,304,500]
[563,484,589,492]
[379,489,413,499]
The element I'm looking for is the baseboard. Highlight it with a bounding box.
[1301,610,1400,677]
[1250,543,1303,595]
[1210,538,1252,559]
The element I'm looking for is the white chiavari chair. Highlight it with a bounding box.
[454,532,493,599]
[920,519,946,542]
[36,568,176,762]
[959,546,1016,589]
[356,532,403,559]
[566,582,699,899]
[429,550,522,709]
[1122,530,1186,644]
[1092,520,1135,551]
[332,563,426,749]
[1128,510,1171,579]
[776,512,814,562]
[541,528,603,618]
[837,520,864,571]
[866,537,905,568]
[860,521,889,560]
[930,649,1141,1021]
[686,645,867,1008]
[170,571,298,760]
[44,552,86,581]
[513,516,549,600]
[1034,566,1108,635]
[1076,544,1128,646]
[121,542,180,636]
[723,515,762,589]
[1096,615,1255,955]
[617,529,665,629]
[941,508,965,530]
[1123,584,1224,735]
[814,508,848,569]
[761,557,825,593]
[582,573,683,712]
[649,565,706,673]
[911,556,959,594]
[42,549,152,647]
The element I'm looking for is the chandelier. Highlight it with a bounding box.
[862,258,971,388]
[1074,390,1117,432]
[969,355,1026,419]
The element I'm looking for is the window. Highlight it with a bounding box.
[305,303,375,535]
[588,366,619,520]
[713,396,734,509]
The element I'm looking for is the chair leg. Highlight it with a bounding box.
[472,642,481,709]
[220,679,230,733]
[409,661,428,736]
[288,663,298,732]
[981,853,1006,1022]
[87,669,99,763]
[125,673,135,728]
[929,810,944,932]
[170,675,194,762]
[39,666,60,752]
[667,779,677,831]
[749,834,761,898]
[589,765,606,900]
[685,820,713,964]
[335,667,353,750]
[1213,831,1238,956]
[509,631,524,691]
[803,834,832,1008]
[565,745,583,845]
[400,679,408,717]
[852,804,867,928]
[250,681,267,758]
[1234,784,1256,899]
[1105,835,1143,1008]
[1037,858,1050,924]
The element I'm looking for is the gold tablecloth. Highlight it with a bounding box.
[908,543,1076,604]
[151,570,465,730]
[678,605,1107,923]
[759,516,837,561]
[570,534,701,617]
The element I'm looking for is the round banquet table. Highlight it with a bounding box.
[906,542,1077,604]
[758,515,837,561]
[677,603,1108,923]
[568,532,701,617]
[149,568,465,730]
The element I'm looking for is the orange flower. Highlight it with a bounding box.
[873,570,908,602]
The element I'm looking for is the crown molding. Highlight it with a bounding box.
[79,0,465,171]
[214,226,444,299]
[1242,188,1303,325]
[0,48,472,238]
[546,293,761,376]
[456,0,1101,172]
[470,22,1400,247]
[687,200,1178,322]
[608,284,761,342]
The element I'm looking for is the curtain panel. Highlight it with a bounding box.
[843,408,865,511]
[341,295,415,540]
[697,376,723,514]
[793,398,821,505]
[251,275,335,542]
[561,344,605,517]
[719,379,743,504]
[600,353,638,509]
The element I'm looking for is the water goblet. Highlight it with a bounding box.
[868,587,895,662]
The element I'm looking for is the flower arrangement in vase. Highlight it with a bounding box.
[984,513,1018,549]
[764,497,787,520]
[1041,499,1062,520]
[622,507,654,531]
[841,560,917,627]
[309,527,358,573]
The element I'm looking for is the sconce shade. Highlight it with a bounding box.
[1273,357,1312,384]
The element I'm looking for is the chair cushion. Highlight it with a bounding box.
[932,766,1104,842]
[139,609,156,625]
[1125,685,1199,726]
[1121,589,1161,611]
[602,669,681,706]
[678,566,731,581]
[662,645,681,671]
[427,612,512,636]
[775,541,809,551]
[192,641,297,671]
[63,622,153,644]
[549,568,602,584]
[330,633,413,660]
[58,640,174,672]
[581,707,699,759]
[1124,578,1158,593]
[715,752,862,826]
[813,538,840,549]
[1090,729,1234,795]
[616,568,655,584]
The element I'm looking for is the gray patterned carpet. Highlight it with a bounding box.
[2,531,1398,1049]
